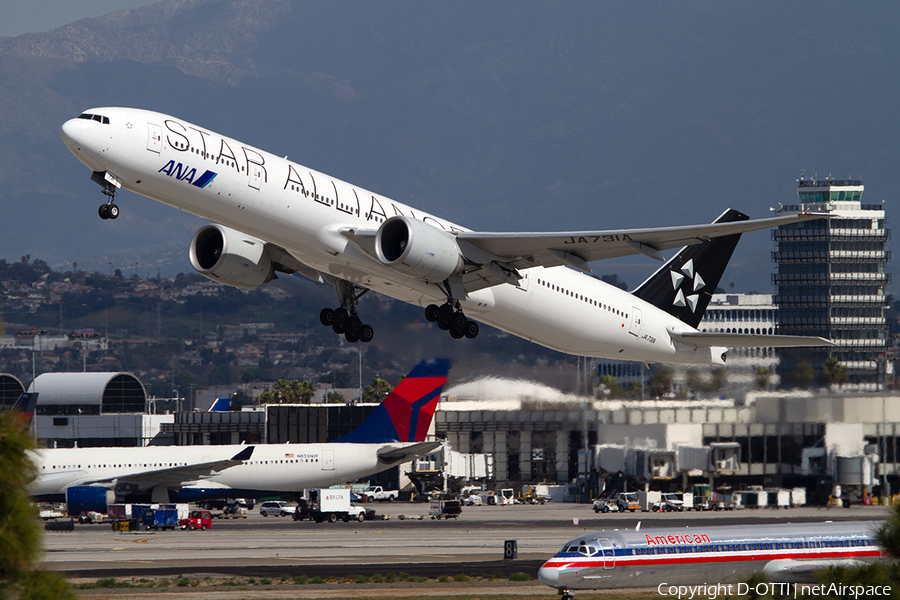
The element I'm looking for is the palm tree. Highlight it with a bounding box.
[0,412,76,599]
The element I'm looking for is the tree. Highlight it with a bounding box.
[710,367,728,392]
[271,379,316,403]
[648,366,674,398]
[824,357,849,386]
[325,391,346,403]
[0,412,76,599]
[755,367,771,390]
[794,362,814,389]
[363,378,393,403]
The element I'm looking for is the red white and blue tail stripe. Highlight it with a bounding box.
[334,358,450,444]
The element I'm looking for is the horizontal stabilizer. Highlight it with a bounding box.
[669,330,834,348]
[377,441,443,464]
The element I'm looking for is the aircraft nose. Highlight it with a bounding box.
[60,118,83,148]
[538,565,559,587]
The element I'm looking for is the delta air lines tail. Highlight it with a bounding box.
[28,359,450,515]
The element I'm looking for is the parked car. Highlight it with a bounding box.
[259,501,296,517]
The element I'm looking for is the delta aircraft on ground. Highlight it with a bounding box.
[539,521,884,597]
[61,109,831,365]
[27,358,449,515]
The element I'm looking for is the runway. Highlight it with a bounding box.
[43,502,887,581]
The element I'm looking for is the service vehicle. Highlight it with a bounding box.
[144,507,178,530]
[298,489,367,523]
[259,501,296,517]
[429,498,462,519]
[592,497,619,513]
[661,492,685,512]
[180,510,212,530]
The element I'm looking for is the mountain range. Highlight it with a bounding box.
[1,0,898,294]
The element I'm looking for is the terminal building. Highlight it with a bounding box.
[27,372,172,448]
[773,178,890,387]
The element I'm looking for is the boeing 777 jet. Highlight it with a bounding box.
[60,108,831,365]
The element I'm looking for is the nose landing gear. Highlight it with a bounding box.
[92,171,120,220]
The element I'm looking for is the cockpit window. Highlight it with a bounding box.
[78,113,110,125]
[563,545,592,555]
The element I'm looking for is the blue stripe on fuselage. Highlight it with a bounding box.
[193,170,217,188]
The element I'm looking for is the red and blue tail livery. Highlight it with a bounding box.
[335,358,450,444]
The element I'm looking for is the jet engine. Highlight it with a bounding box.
[189,224,275,290]
[375,216,464,282]
[65,486,115,515]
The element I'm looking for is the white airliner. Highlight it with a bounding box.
[60,108,831,364]
[27,358,449,514]
[539,521,884,596]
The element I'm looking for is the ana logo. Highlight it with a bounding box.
[670,258,705,313]
[159,160,217,188]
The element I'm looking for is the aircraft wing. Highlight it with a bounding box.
[341,211,829,292]
[456,211,829,272]
[377,442,443,465]
[80,446,254,493]
[669,331,834,348]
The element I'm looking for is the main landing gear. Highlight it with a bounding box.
[319,281,374,344]
[425,302,479,340]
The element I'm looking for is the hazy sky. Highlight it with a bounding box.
[0,0,155,37]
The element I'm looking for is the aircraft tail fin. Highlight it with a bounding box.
[333,358,451,444]
[9,392,38,423]
[208,397,230,412]
[631,209,748,328]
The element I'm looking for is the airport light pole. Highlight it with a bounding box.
[878,353,894,501]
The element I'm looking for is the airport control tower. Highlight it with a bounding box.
[773,178,890,388]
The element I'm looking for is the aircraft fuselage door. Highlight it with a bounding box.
[629,307,643,337]
[249,164,263,190]
[599,538,615,569]
[147,123,162,154]
[321,449,334,471]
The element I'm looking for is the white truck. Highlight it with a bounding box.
[298,489,367,523]
[363,486,399,502]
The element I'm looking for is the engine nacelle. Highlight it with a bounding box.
[189,224,275,290]
[375,216,464,282]
[66,486,114,515]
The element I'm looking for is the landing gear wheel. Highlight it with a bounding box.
[450,327,464,339]
[107,204,119,219]
[358,324,374,343]
[464,320,479,339]
[425,304,440,322]
[437,319,450,331]
[332,322,346,335]
[333,307,350,327]
[320,308,334,326]
[437,303,454,324]
[345,331,359,343]
[98,204,109,219]
[452,312,467,330]
[346,316,362,336]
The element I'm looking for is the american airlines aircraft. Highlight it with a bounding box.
[60,108,831,364]
[28,358,449,515]
[539,521,884,597]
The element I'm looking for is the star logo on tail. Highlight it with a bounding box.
[670,259,705,312]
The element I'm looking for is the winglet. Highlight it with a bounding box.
[333,358,451,443]
[208,397,230,412]
[9,392,38,425]
[231,446,254,462]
